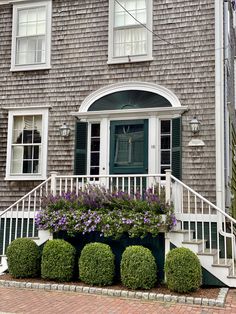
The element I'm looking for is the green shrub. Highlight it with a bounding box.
[165,247,202,293]
[6,238,40,278]
[79,242,115,286]
[41,239,76,281]
[120,245,157,289]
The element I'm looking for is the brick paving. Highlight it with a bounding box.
[0,287,235,314]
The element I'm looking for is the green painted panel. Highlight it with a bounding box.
[172,117,182,179]
[54,231,165,282]
[74,122,88,175]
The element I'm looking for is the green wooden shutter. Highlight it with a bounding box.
[172,117,182,179]
[74,122,88,175]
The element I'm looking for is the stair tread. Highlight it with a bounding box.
[212,259,232,267]
[182,239,207,244]
[198,249,218,255]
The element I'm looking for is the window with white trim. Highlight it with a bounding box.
[108,0,153,64]
[6,109,48,180]
[11,0,52,71]
[88,123,101,177]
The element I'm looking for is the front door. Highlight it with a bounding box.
[109,120,148,174]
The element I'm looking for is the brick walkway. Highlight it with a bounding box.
[0,287,236,314]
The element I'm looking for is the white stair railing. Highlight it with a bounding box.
[170,174,236,276]
[0,177,52,256]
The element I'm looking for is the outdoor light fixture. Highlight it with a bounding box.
[189,116,200,135]
[59,122,71,138]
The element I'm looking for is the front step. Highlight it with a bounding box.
[168,230,236,287]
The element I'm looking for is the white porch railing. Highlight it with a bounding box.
[0,171,236,277]
[170,173,236,276]
[0,178,52,256]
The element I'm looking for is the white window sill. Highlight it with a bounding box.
[107,56,153,65]
[5,175,47,181]
[10,65,51,72]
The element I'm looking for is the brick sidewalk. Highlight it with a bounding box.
[0,287,236,314]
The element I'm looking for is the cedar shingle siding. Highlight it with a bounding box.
[0,0,217,210]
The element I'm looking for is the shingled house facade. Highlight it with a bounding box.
[1,0,236,286]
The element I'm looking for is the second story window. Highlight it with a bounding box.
[108,0,153,64]
[11,1,52,71]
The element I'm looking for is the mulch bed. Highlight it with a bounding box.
[0,273,220,299]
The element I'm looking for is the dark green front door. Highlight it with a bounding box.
[110,120,148,174]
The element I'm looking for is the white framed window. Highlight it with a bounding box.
[6,108,49,180]
[108,0,153,64]
[160,120,172,176]
[11,0,52,71]
[88,123,101,177]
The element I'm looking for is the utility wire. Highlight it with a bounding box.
[114,0,227,53]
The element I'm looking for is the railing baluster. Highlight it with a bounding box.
[231,221,235,276]
[2,213,7,255]
[8,208,13,247]
[223,216,227,265]
[26,195,31,237]
[209,205,212,254]
[195,195,198,242]
[15,204,19,241]
[32,190,37,237]
[202,200,205,253]
[59,178,62,195]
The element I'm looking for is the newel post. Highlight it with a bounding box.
[50,171,58,196]
[165,169,172,205]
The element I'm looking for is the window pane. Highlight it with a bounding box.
[28,8,37,22]
[13,116,24,143]
[114,27,146,57]
[91,139,100,151]
[90,167,99,175]
[161,120,171,134]
[23,160,33,173]
[161,136,170,149]
[91,153,99,166]
[27,22,37,36]
[18,9,28,24]
[91,123,100,137]
[23,146,32,159]
[11,146,23,174]
[161,151,171,165]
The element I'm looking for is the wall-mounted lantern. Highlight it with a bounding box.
[189,116,200,135]
[59,123,71,138]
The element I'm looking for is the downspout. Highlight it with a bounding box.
[215,0,225,210]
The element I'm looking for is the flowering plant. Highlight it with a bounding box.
[36,186,176,238]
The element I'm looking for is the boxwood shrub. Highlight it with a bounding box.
[165,247,202,293]
[120,245,157,289]
[79,242,115,286]
[41,239,76,281]
[6,238,40,278]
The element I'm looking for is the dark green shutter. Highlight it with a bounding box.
[172,117,182,179]
[74,122,88,175]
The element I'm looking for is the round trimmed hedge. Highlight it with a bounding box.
[120,245,157,290]
[6,238,40,278]
[41,239,76,282]
[165,247,202,293]
[79,242,115,286]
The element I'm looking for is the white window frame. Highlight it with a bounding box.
[108,0,153,64]
[11,0,52,71]
[5,107,49,180]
